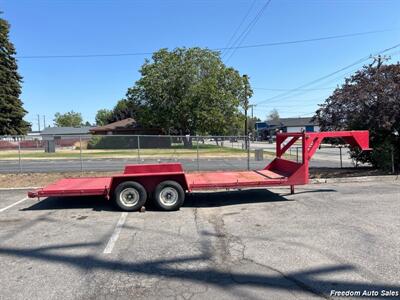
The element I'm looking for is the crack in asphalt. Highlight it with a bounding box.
[208,209,327,299]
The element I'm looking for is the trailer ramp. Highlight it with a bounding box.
[28,177,112,198]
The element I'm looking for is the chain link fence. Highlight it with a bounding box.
[0,134,359,173]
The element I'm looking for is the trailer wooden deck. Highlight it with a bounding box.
[186,170,288,190]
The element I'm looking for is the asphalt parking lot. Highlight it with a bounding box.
[0,181,399,299]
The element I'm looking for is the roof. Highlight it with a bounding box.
[267,117,317,127]
[90,118,137,132]
[40,126,93,135]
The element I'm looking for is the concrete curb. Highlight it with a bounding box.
[310,175,399,184]
[0,187,39,191]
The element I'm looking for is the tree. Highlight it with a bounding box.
[314,61,400,171]
[123,47,252,135]
[95,109,113,126]
[0,14,29,135]
[108,99,142,124]
[267,109,280,123]
[54,111,83,127]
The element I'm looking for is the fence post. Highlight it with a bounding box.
[137,135,141,162]
[79,136,83,173]
[196,136,200,171]
[18,137,22,173]
[171,135,176,160]
[391,146,395,174]
[339,147,343,168]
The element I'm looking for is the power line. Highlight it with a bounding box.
[256,49,400,116]
[224,0,271,61]
[257,85,336,106]
[286,111,318,118]
[255,63,368,107]
[15,28,393,59]
[258,104,317,109]
[225,0,273,63]
[268,110,318,119]
[225,28,394,51]
[255,57,368,104]
[255,41,400,105]
[17,51,154,59]
[253,87,336,91]
[260,46,400,106]
[256,97,326,107]
[221,0,257,59]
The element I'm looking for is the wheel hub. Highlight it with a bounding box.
[159,187,178,206]
[120,188,140,207]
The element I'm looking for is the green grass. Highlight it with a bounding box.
[0,143,293,160]
[0,144,278,160]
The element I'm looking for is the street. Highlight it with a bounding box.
[0,145,355,173]
[0,180,399,299]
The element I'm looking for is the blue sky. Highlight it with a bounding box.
[1,0,400,130]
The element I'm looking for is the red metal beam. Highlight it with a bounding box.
[278,136,300,157]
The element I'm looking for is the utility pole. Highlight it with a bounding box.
[370,54,390,68]
[37,114,41,132]
[243,75,249,150]
[43,115,46,129]
[242,74,251,171]
[249,104,256,118]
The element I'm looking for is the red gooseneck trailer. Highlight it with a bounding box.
[28,131,370,212]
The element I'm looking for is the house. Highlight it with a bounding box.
[89,118,169,149]
[255,117,320,140]
[89,118,161,135]
[278,117,320,133]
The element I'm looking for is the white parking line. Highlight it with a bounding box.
[0,197,28,213]
[103,212,128,254]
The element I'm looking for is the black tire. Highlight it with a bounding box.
[114,181,147,212]
[154,180,185,211]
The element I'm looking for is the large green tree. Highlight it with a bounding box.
[54,111,83,127]
[107,99,142,123]
[120,47,252,135]
[0,14,29,135]
[315,61,400,171]
[95,109,113,126]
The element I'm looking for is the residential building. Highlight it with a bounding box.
[255,117,319,140]
[89,118,169,149]
[89,118,161,135]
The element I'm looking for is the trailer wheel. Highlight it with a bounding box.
[114,181,147,212]
[154,180,185,211]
